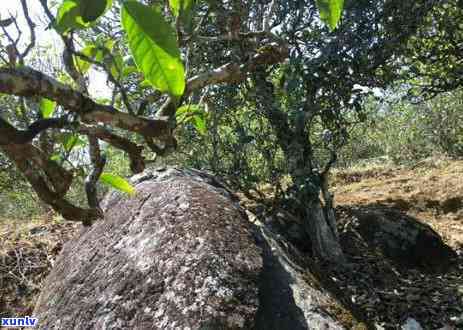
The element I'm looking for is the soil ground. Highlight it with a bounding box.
[1,159,462,329]
[0,219,78,317]
[326,158,463,329]
[332,158,463,250]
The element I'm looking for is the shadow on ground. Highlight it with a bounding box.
[305,205,462,329]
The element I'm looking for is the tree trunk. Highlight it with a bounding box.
[254,70,345,263]
[285,141,345,263]
[290,170,345,264]
[303,195,345,263]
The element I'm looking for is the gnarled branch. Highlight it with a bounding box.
[0,140,100,223]
[78,125,146,173]
[0,66,172,138]
[158,42,289,117]
[84,135,106,226]
[0,116,69,145]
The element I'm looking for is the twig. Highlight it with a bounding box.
[84,135,106,226]
[20,0,36,59]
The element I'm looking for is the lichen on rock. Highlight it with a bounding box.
[34,167,263,329]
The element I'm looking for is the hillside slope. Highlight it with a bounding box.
[333,159,463,249]
[1,160,462,328]
[328,159,463,328]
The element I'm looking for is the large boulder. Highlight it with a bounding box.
[252,220,344,330]
[34,168,262,329]
[33,168,343,329]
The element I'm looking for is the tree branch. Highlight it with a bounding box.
[186,43,288,93]
[78,124,146,173]
[19,0,36,59]
[0,66,171,138]
[158,42,289,117]
[0,116,69,145]
[0,135,101,224]
[84,135,106,226]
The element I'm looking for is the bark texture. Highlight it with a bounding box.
[252,70,345,264]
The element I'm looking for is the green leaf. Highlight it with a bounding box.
[99,173,135,195]
[55,0,89,33]
[176,104,202,123]
[50,153,62,162]
[315,0,344,31]
[80,0,110,23]
[40,98,56,118]
[176,104,207,134]
[192,115,207,135]
[169,0,181,17]
[75,45,104,73]
[169,0,194,18]
[63,134,86,151]
[55,0,112,33]
[105,39,116,51]
[122,65,138,77]
[109,54,124,80]
[139,79,153,89]
[121,1,185,98]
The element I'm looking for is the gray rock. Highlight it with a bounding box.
[339,206,456,271]
[253,221,344,330]
[34,168,262,329]
[34,167,345,329]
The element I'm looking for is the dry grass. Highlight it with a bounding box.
[0,216,79,317]
[332,157,463,249]
[1,157,462,324]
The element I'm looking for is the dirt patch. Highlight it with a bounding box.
[324,159,463,328]
[0,219,79,317]
[332,167,396,185]
[441,196,463,213]
[333,159,463,249]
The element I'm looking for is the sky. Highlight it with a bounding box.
[2,0,59,48]
[1,0,111,98]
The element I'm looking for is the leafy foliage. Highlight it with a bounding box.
[176,105,207,135]
[121,1,185,98]
[55,0,112,33]
[74,45,104,73]
[99,173,135,195]
[337,89,463,165]
[402,0,463,97]
[169,0,195,24]
[62,134,87,152]
[39,98,56,118]
[315,0,344,30]
[55,0,89,33]
[79,0,111,23]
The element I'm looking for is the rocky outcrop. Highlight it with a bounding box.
[33,168,262,329]
[337,206,457,271]
[252,220,344,329]
[33,167,343,329]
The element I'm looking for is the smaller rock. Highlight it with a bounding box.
[437,325,455,330]
[450,313,463,325]
[401,317,423,330]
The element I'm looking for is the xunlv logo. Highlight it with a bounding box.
[1,316,38,327]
